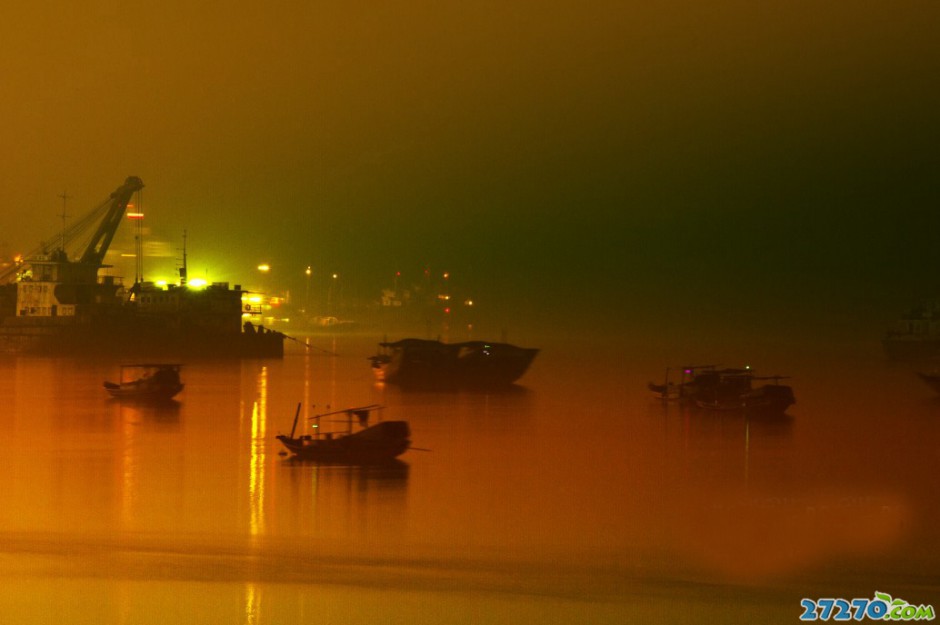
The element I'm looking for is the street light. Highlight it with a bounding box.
[328,273,338,313]
[304,266,311,315]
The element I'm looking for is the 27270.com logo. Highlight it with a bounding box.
[800,592,935,621]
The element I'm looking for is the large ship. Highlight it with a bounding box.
[0,177,283,358]
[369,338,539,389]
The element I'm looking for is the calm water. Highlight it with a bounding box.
[0,327,938,624]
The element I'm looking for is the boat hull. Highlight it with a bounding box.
[104,382,184,401]
[695,384,796,414]
[371,339,538,389]
[0,317,283,358]
[277,421,411,464]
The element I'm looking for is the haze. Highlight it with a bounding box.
[1,1,938,334]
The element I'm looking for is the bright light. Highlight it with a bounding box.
[305,266,311,276]
[126,212,144,220]
[189,278,208,288]
[155,280,168,288]
[257,264,270,272]
[332,273,338,279]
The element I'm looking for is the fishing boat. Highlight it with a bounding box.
[649,365,795,413]
[103,363,184,400]
[693,370,795,413]
[369,338,539,388]
[276,403,411,463]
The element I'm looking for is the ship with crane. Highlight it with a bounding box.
[0,176,284,358]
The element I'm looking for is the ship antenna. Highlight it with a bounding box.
[133,188,144,284]
[58,190,71,254]
[179,230,188,286]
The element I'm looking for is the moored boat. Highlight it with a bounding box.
[104,363,184,400]
[694,371,795,413]
[276,404,411,464]
[649,365,795,414]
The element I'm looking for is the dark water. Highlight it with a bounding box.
[0,327,938,624]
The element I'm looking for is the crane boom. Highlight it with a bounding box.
[79,176,144,265]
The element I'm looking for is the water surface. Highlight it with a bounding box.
[0,328,937,623]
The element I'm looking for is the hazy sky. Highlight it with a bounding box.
[1,1,938,326]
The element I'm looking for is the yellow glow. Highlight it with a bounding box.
[155,280,168,287]
[305,266,311,276]
[248,295,262,303]
[188,278,208,288]
[257,264,270,272]
[249,366,268,537]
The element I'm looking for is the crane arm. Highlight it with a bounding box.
[79,176,144,266]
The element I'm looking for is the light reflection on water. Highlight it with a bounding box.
[0,333,938,623]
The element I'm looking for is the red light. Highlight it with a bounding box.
[444,307,450,314]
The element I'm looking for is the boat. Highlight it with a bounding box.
[0,177,284,358]
[276,404,411,463]
[883,298,940,360]
[694,371,795,413]
[103,363,184,400]
[309,316,358,331]
[649,365,795,414]
[369,338,539,388]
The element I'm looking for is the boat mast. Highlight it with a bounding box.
[58,190,71,254]
[289,402,301,438]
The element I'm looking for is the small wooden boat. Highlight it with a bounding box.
[103,364,184,400]
[276,404,411,464]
